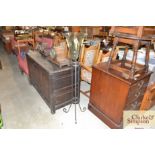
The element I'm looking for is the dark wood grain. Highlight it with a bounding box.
[27,51,80,114]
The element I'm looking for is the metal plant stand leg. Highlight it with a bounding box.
[63,61,86,124]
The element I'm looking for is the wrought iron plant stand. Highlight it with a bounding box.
[63,32,86,124]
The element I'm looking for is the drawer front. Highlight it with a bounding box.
[126,75,150,109]
[127,85,148,104]
[53,84,79,95]
[53,69,72,79]
[52,73,80,90]
[54,90,73,105]
[54,85,79,104]
[125,95,144,110]
[128,76,150,97]
[53,67,80,79]
[53,75,73,90]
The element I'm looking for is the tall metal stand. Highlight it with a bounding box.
[63,61,86,124]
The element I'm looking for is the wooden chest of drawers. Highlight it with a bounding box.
[88,62,151,128]
[27,51,80,114]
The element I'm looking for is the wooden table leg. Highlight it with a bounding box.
[130,46,138,79]
[121,46,128,67]
[108,37,118,68]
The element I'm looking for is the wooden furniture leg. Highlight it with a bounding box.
[130,46,138,78]
[121,46,128,67]
[107,37,118,68]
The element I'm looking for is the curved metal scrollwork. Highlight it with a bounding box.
[63,103,73,113]
[63,61,86,124]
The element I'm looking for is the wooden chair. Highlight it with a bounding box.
[97,47,119,64]
[140,83,155,110]
[80,42,100,97]
[109,26,155,79]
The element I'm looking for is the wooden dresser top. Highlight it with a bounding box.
[93,62,152,85]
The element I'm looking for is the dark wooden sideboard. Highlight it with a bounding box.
[27,51,80,114]
[89,62,151,128]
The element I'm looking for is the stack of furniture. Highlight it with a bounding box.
[89,26,155,128]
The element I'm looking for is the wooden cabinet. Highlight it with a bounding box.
[27,51,80,114]
[88,62,151,128]
[88,27,154,128]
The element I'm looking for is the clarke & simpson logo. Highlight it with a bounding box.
[123,111,155,129]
